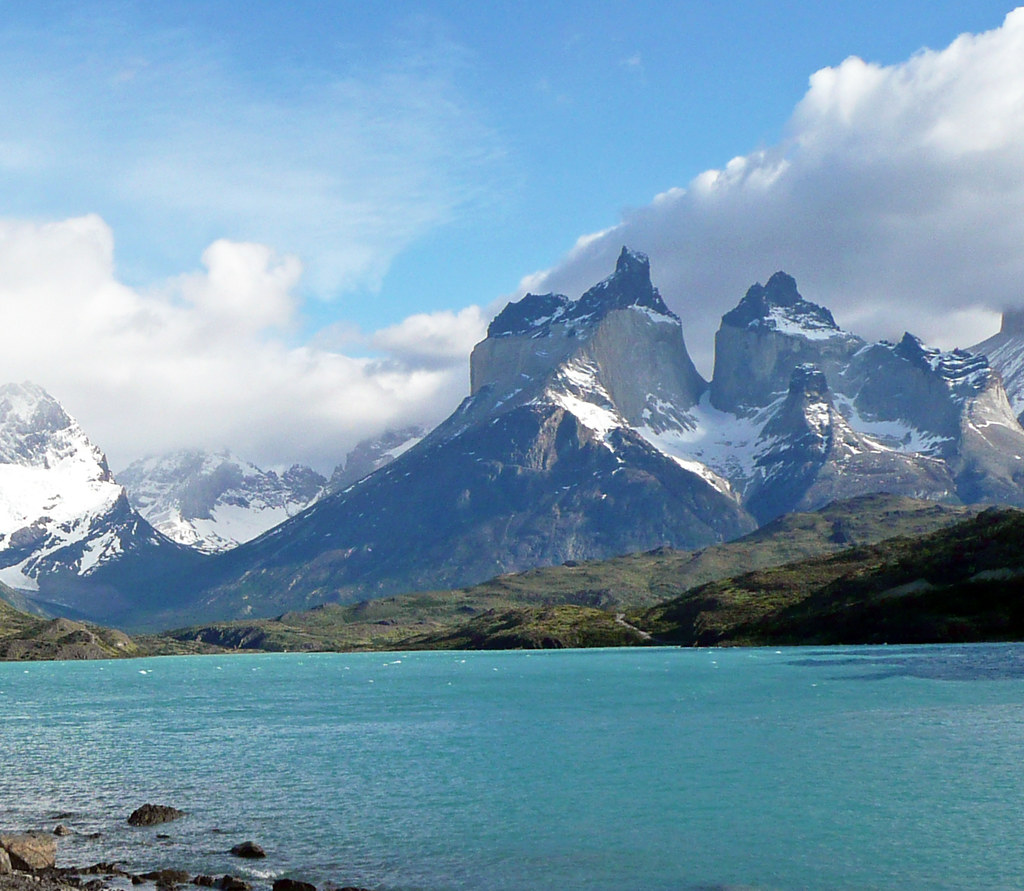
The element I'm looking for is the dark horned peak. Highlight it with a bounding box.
[721,271,840,335]
[486,247,676,338]
[487,292,571,338]
[571,246,675,321]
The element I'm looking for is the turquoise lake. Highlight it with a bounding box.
[2,645,1024,890]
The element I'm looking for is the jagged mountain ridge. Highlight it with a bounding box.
[8,250,1024,629]
[120,450,327,553]
[143,249,1024,626]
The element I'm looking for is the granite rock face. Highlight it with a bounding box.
[0,833,57,871]
[710,272,863,414]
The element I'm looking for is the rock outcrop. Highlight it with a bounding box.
[0,834,57,871]
[126,804,185,827]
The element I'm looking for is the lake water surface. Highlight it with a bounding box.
[2,645,1024,890]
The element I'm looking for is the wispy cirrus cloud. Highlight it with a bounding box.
[0,10,504,299]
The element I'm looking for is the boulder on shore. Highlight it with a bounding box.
[127,804,186,827]
[0,848,11,875]
[0,832,58,870]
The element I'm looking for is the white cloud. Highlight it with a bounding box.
[0,216,474,472]
[520,9,1024,376]
[371,306,488,369]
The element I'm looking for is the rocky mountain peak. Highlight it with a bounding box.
[572,246,674,322]
[722,272,841,336]
[892,333,991,398]
[0,381,111,479]
[711,274,859,414]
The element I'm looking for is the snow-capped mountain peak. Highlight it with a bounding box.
[721,271,843,340]
[0,381,169,592]
[0,381,112,477]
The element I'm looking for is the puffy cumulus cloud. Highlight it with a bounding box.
[520,9,1024,376]
[0,216,476,472]
[175,240,302,335]
[370,306,488,370]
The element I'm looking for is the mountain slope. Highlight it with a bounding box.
[971,308,1024,424]
[637,507,1024,646]
[158,494,972,651]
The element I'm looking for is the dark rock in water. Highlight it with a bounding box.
[127,804,186,826]
[273,880,316,891]
[192,876,218,887]
[229,842,265,859]
[132,877,146,885]
[141,869,191,886]
[219,876,251,891]
[75,863,128,877]
[0,832,57,870]
[53,825,71,837]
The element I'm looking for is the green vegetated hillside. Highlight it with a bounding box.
[0,599,145,660]
[158,494,980,652]
[636,506,1024,645]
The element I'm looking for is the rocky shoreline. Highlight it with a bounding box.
[0,809,371,891]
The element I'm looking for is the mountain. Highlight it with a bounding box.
[161,248,758,624]
[970,308,1024,423]
[0,382,203,620]
[326,426,426,493]
[119,450,326,553]
[741,364,956,523]
[156,494,972,652]
[129,252,1024,627]
[672,275,1024,519]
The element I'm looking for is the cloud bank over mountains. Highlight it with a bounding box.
[0,216,484,471]
[524,8,1024,374]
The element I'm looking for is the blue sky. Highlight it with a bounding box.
[0,2,1021,469]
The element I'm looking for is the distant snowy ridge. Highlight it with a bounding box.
[119,450,326,553]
